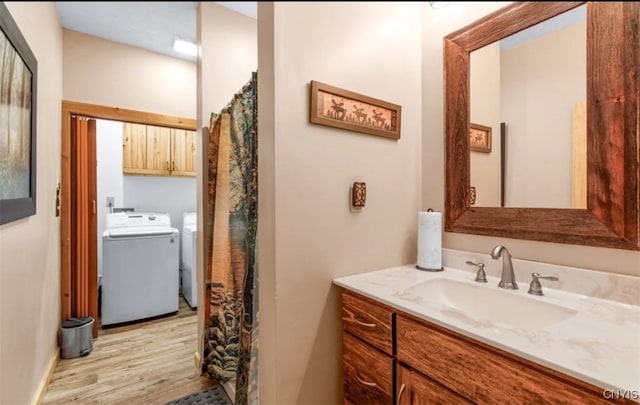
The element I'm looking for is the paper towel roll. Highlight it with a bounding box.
[417,211,443,271]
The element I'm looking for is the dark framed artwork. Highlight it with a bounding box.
[309,80,401,140]
[0,2,37,225]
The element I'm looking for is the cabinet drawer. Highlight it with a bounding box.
[343,331,393,405]
[397,314,612,405]
[342,291,393,355]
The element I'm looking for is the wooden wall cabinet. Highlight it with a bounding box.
[122,123,147,173]
[170,128,197,176]
[341,289,630,405]
[122,123,196,177]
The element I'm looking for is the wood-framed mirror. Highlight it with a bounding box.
[444,2,639,250]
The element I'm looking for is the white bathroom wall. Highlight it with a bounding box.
[470,42,502,206]
[96,119,124,278]
[501,19,586,208]
[0,3,63,403]
[63,29,195,119]
[258,2,422,402]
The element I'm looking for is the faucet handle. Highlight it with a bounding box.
[466,261,487,283]
[528,272,559,296]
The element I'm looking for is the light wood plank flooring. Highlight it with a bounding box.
[43,298,216,405]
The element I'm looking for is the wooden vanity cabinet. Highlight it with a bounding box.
[341,291,394,404]
[341,289,631,405]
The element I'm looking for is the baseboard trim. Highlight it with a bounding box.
[222,379,236,404]
[193,351,201,370]
[32,348,59,405]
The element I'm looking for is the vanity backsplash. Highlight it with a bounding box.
[443,248,640,307]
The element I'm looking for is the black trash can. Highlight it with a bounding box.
[60,317,94,359]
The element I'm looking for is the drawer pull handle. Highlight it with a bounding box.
[398,383,406,403]
[342,316,377,329]
[354,371,377,387]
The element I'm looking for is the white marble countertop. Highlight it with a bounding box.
[333,264,640,394]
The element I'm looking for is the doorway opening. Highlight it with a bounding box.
[60,100,198,338]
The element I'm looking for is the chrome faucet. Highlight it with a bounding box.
[528,273,559,296]
[491,245,518,290]
[466,261,487,283]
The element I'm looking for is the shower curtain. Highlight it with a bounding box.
[202,72,258,405]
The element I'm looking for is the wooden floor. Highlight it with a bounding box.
[43,297,216,405]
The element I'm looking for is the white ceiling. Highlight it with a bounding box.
[54,2,257,62]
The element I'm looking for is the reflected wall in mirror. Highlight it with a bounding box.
[444,2,639,250]
[469,5,587,209]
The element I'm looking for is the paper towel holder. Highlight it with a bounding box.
[416,208,444,272]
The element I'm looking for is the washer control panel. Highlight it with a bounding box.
[105,212,171,228]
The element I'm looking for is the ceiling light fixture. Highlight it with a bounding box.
[173,39,197,57]
[429,2,450,10]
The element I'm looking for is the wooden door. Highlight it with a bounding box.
[122,122,147,174]
[146,125,171,175]
[70,115,98,335]
[170,129,196,177]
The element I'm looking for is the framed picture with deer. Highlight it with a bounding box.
[309,80,401,140]
[470,123,492,153]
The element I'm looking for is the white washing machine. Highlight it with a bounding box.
[181,212,197,308]
[102,212,179,326]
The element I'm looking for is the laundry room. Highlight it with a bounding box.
[96,118,198,328]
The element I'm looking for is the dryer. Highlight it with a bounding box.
[181,212,197,308]
[102,212,179,326]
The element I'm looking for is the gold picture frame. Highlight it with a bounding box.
[470,123,491,153]
[309,80,401,140]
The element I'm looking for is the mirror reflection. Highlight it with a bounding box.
[469,5,586,209]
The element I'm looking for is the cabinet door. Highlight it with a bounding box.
[145,125,171,175]
[170,129,196,177]
[397,314,611,404]
[396,364,471,405]
[122,123,147,174]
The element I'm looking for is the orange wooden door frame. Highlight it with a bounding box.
[60,101,196,337]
